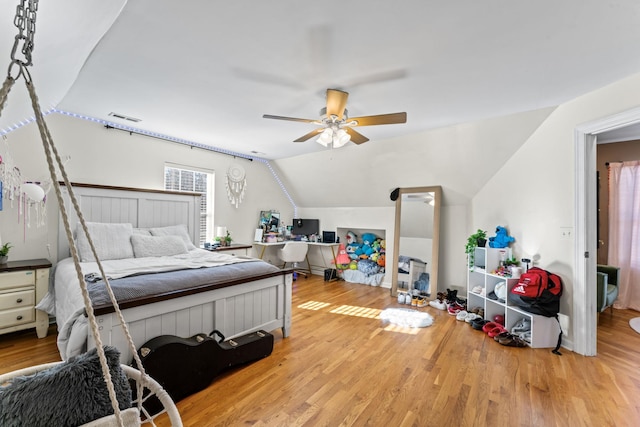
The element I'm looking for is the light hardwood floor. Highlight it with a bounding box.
[1,275,639,426]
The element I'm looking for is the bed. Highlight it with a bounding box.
[38,183,292,364]
[397,256,428,295]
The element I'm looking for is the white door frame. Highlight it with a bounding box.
[574,106,640,355]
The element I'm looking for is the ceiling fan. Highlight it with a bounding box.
[263,89,407,148]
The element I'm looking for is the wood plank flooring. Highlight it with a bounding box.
[1,275,640,426]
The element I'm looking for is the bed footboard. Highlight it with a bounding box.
[90,273,293,363]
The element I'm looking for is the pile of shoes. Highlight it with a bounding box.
[471,316,530,347]
[508,318,532,343]
[428,292,447,310]
[456,306,483,323]
[444,288,467,315]
[397,290,428,307]
[492,317,531,347]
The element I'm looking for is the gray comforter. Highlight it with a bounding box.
[86,257,280,306]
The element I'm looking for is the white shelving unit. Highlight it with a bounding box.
[467,247,560,348]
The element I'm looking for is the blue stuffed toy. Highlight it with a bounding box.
[489,226,514,248]
[361,233,377,246]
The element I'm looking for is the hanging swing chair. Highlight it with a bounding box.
[0,2,182,426]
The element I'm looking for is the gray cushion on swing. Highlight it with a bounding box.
[0,346,132,427]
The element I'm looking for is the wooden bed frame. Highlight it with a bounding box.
[56,183,292,363]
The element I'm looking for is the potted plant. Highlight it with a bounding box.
[0,242,12,264]
[465,229,487,269]
[216,230,232,247]
[504,257,519,267]
[504,257,522,278]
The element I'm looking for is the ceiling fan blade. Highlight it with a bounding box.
[325,89,349,119]
[345,69,408,89]
[263,114,317,124]
[349,112,407,127]
[234,68,305,90]
[294,128,324,142]
[345,128,369,145]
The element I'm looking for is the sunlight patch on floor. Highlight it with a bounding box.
[298,300,331,310]
[329,305,382,319]
[382,324,421,335]
[298,301,422,334]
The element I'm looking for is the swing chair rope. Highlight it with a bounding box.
[0,2,157,425]
[25,78,149,424]
[0,76,15,118]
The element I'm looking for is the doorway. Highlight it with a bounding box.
[575,106,640,356]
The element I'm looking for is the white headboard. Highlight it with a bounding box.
[57,183,201,262]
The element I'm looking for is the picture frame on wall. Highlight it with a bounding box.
[259,210,280,232]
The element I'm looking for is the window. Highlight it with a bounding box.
[164,164,214,246]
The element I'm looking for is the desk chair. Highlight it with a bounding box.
[278,242,311,279]
[597,264,620,317]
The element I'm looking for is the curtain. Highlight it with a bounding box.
[609,161,640,310]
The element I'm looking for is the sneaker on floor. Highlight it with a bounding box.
[456,310,469,321]
[464,313,481,323]
[447,302,465,315]
[429,299,447,310]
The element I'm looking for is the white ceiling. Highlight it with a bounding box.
[2,0,640,159]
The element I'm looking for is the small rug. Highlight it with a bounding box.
[380,308,434,328]
[629,317,640,334]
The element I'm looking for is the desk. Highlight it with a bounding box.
[253,241,340,278]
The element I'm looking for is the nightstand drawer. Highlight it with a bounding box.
[0,306,35,327]
[0,289,35,310]
[0,270,36,291]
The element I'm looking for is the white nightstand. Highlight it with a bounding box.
[0,258,52,338]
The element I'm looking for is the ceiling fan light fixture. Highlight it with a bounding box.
[333,128,351,148]
[317,128,333,147]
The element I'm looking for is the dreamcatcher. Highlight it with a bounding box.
[225,162,246,208]
[0,141,50,231]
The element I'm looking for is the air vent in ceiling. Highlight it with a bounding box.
[108,112,141,123]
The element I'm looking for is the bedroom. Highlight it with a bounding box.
[1,0,640,424]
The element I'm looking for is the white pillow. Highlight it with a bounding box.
[132,227,152,236]
[76,222,134,262]
[131,234,188,258]
[149,224,197,250]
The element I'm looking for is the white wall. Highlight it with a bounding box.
[0,114,294,261]
[474,71,640,350]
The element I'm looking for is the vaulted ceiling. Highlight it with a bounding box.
[2,0,640,160]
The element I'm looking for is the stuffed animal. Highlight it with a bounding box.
[346,231,357,245]
[377,253,385,267]
[357,259,380,276]
[346,242,362,260]
[360,244,374,257]
[334,244,351,266]
[489,226,515,248]
[361,233,377,246]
